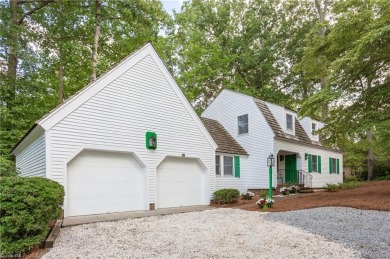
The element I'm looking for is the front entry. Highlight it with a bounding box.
[285,154,297,183]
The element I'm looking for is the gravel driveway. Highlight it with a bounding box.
[43,207,389,259]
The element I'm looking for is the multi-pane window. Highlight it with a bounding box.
[312,155,318,172]
[286,114,293,130]
[223,156,233,176]
[216,155,221,175]
[238,114,248,134]
[332,158,337,174]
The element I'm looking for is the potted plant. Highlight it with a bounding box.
[241,190,255,200]
[279,187,290,195]
[256,197,275,209]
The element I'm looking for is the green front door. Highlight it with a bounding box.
[285,154,297,183]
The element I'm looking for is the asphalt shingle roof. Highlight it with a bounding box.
[201,117,248,156]
[254,98,338,150]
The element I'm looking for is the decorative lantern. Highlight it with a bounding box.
[267,153,275,199]
[267,154,275,167]
[146,132,157,150]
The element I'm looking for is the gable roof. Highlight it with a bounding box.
[255,99,312,144]
[200,117,248,156]
[13,43,217,154]
[218,89,341,152]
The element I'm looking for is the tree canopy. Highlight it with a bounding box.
[1,0,389,178]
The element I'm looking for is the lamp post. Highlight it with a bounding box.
[267,153,275,199]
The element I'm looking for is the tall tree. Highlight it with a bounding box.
[314,0,330,120]
[300,0,390,179]
[91,0,101,82]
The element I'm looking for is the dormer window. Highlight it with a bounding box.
[312,123,317,134]
[238,114,248,134]
[286,114,293,131]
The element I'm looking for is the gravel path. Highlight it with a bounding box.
[43,208,364,259]
[263,207,390,259]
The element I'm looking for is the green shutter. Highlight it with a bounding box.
[318,155,321,173]
[234,156,240,178]
[308,154,312,173]
[337,159,340,174]
[329,158,332,174]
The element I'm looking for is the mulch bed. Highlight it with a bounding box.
[211,181,390,212]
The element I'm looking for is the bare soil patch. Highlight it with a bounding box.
[211,181,390,212]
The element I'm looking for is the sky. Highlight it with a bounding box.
[161,0,183,15]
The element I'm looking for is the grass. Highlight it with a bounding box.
[325,181,363,192]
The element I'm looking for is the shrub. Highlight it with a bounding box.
[339,181,362,189]
[345,176,359,182]
[325,183,341,192]
[0,177,65,256]
[373,171,390,181]
[259,190,268,199]
[374,175,390,181]
[0,156,17,177]
[213,188,240,204]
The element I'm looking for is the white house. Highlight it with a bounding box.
[12,43,217,218]
[202,89,343,190]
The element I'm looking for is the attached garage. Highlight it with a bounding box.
[157,157,206,208]
[67,150,146,217]
[12,44,217,218]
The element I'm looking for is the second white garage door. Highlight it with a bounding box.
[157,157,205,208]
[67,150,145,217]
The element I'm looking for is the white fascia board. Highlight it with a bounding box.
[38,43,154,130]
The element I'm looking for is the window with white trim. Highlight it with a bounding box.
[223,156,233,176]
[286,114,293,131]
[238,114,248,134]
[216,155,221,175]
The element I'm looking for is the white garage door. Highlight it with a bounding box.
[157,157,205,208]
[67,150,145,217]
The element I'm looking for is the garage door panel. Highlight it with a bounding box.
[157,157,205,208]
[69,182,142,199]
[68,197,140,216]
[68,167,141,182]
[67,150,144,217]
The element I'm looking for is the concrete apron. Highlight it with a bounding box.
[62,205,213,227]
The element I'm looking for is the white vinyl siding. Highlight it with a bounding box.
[15,133,46,177]
[274,139,343,188]
[49,54,215,206]
[299,117,323,142]
[266,102,296,135]
[202,90,274,192]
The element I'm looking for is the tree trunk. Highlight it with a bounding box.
[314,0,329,121]
[90,0,101,82]
[58,48,64,103]
[6,0,18,108]
[366,130,374,181]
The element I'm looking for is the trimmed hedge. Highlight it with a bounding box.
[213,188,240,204]
[0,177,64,256]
